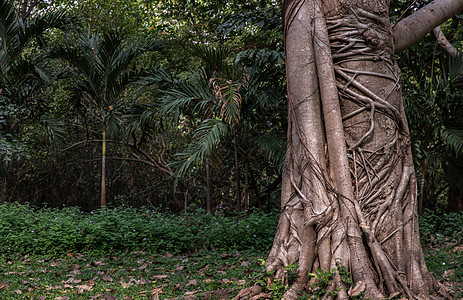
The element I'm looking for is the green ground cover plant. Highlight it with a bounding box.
[0,203,462,299]
[0,203,277,256]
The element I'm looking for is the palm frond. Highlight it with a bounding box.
[40,114,65,152]
[253,134,286,166]
[210,77,242,125]
[48,42,103,98]
[124,103,160,144]
[133,67,176,98]
[448,51,463,88]
[189,44,232,78]
[0,0,20,64]
[172,118,228,176]
[159,74,216,117]
[105,34,164,94]
[19,10,79,51]
[441,128,463,155]
[7,56,50,104]
[106,110,123,139]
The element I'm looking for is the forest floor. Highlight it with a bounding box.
[0,242,462,299]
[0,249,266,299]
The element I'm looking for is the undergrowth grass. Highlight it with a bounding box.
[0,203,278,256]
[0,203,463,298]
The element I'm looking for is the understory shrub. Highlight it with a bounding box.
[0,203,278,256]
[2,203,456,257]
[419,208,463,244]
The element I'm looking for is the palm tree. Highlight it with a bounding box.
[0,0,77,181]
[401,49,463,212]
[49,30,164,207]
[156,45,286,213]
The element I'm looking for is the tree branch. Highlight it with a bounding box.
[393,0,463,53]
[432,26,459,57]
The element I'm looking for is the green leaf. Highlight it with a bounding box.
[172,119,228,176]
[441,129,463,155]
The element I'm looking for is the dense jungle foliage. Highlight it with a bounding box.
[0,0,462,215]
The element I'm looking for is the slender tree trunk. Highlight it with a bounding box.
[244,162,249,211]
[263,0,461,298]
[419,158,426,216]
[205,157,212,214]
[234,132,242,216]
[100,126,107,207]
[250,171,263,211]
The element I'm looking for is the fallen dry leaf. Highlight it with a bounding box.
[151,286,163,295]
[185,290,199,295]
[187,279,197,286]
[103,294,118,300]
[121,282,132,288]
[0,282,9,291]
[93,259,107,266]
[103,274,114,282]
[250,292,272,300]
[69,264,81,270]
[65,278,82,284]
[240,261,251,267]
[14,289,23,294]
[68,269,83,275]
[443,269,455,278]
[139,263,148,270]
[76,284,93,293]
[236,279,246,286]
[152,274,169,280]
[138,277,149,285]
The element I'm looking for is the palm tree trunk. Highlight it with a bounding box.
[244,162,249,211]
[100,126,107,207]
[205,157,212,214]
[419,157,426,215]
[234,132,241,216]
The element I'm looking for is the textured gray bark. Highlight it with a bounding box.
[393,0,463,53]
[263,0,462,299]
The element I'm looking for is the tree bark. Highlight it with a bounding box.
[264,0,461,298]
[392,0,463,53]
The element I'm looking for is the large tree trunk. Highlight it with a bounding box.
[265,0,462,299]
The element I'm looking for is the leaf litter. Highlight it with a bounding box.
[0,250,265,299]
